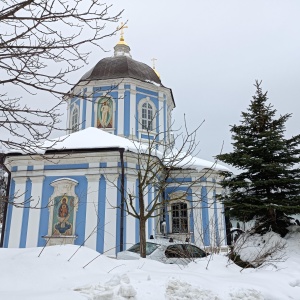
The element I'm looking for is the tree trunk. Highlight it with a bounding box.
[139,217,147,258]
[139,187,147,258]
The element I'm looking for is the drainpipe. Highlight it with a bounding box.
[119,148,125,252]
[0,154,11,248]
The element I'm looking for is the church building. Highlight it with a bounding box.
[1,30,228,255]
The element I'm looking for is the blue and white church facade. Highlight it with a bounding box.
[2,35,229,255]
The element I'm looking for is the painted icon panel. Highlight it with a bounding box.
[52,195,75,236]
[97,97,113,128]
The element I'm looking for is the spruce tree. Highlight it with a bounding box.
[217,81,300,236]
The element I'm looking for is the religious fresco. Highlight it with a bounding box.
[97,97,113,128]
[52,195,75,236]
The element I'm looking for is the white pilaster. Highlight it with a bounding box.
[85,174,101,250]
[26,176,44,247]
[126,175,136,249]
[158,98,164,139]
[215,186,226,246]
[86,95,93,128]
[8,177,27,248]
[118,90,124,135]
[206,181,215,246]
[191,185,203,246]
[103,174,118,255]
[129,86,136,137]
[79,98,83,130]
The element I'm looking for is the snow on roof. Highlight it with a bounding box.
[5,127,229,172]
[164,149,230,172]
[41,127,147,153]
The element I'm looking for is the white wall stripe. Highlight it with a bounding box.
[126,177,136,249]
[103,174,118,255]
[84,175,101,250]
[85,97,93,128]
[26,176,44,247]
[158,100,164,138]
[130,88,136,136]
[8,177,26,248]
[118,91,124,135]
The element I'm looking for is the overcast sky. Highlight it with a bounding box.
[93,0,300,164]
[6,1,300,167]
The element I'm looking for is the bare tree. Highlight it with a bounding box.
[108,117,223,258]
[0,0,123,153]
[227,230,287,270]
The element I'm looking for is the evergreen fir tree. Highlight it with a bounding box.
[217,81,300,236]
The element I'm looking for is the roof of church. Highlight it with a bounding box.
[80,56,162,86]
[43,127,146,153]
[43,128,228,171]
[4,127,228,172]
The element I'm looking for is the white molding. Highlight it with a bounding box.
[167,191,190,235]
[137,96,157,133]
[70,102,80,133]
[26,176,44,247]
[8,179,27,247]
[85,174,100,249]
[46,178,79,245]
[118,90,125,136]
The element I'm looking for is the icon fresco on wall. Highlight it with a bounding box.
[97,97,113,128]
[52,195,75,236]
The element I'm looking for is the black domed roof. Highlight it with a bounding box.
[80,56,162,85]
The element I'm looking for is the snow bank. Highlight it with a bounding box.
[1,230,300,299]
[75,274,136,300]
[233,231,287,267]
[165,278,219,300]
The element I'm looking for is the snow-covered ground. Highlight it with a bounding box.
[1,230,300,300]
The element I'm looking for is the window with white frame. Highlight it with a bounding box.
[171,202,188,233]
[70,105,79,132]
[142,102,153,130]
[138,97,156,132]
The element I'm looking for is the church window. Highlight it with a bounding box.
[171,202,188,233]
[141,102,153,130]
[71,106,79,132]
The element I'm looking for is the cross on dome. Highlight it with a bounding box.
[117,21,128,44]
[114,21,131,57]
[151,57,160,79]
[151,58,157,69]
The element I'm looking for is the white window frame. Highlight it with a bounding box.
[70,103,80,133]
[138,97,157,134]
[168,192,190,234]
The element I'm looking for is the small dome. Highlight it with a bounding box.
[80,56,162,85]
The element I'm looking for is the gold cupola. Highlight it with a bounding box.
[114,22,131,57]
[151,58,161,79]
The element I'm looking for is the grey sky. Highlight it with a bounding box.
[97,0,300,163]
[5,1,300,167]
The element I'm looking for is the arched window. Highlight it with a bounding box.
[171,202,188,233]
[141,102,153,130]
[71,106,79,132]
